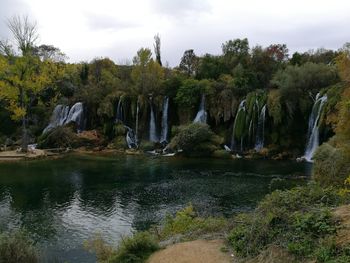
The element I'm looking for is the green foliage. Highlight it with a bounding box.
[178,49,198,76]
[0,230,39,263]
[174,79,207,109]
[267,89,282,125]
[228,183,345,259]
[159,205,227,240]
[169,123,222,156]
[37,126,80,149]
[108,232,159,263]
[271,62,338,117]
[85,232,159,263]
[313,142,350,187]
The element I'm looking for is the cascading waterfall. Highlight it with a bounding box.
[43,102,84,134]
[135,98,140,143]
[149,102,158,142]
[115,98,124,123]
[65,102,84,132]
[43,105,69,134]
[255,104,266,151]
[304,93,327,162]
[193,94,207,123]
[160,96,169,144]
[125,126,137,149]
[231,99,246,151]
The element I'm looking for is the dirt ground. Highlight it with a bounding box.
[147,239,232,263]
[334,204,350,246]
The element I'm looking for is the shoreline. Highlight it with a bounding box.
[0,146,310,163]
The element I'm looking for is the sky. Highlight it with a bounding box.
[1,0,350,66]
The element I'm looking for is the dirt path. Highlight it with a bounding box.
[147,239,232,263]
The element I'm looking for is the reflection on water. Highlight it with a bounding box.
[0,155,311,262]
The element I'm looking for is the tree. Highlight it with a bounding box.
[7,15,38,56]
[153,33,162,66]
[131,48,164,95]
[0,16,53,151]
[222,38,250,70]
[178,49,198,76]
[33,44,67,62]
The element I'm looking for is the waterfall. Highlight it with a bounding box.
[304,93,327,162]
[231,99,246,151]
[160,96,169,144]
[135,98,140,143]
[43,102,84,134]
[255,104,266,151]
[43,105,69,134]
[115,98,124,123]
[125,126,137,149]
[193,94,207,123]
[65,102,84,132]
[149,102,158,142]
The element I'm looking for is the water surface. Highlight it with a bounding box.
[0,154,311,262]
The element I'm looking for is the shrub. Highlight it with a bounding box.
[158,205,227,240]
[108,232,159,263]
[313,143,350,186]
[169,123,223,156]
[37,126,80,149]
[0,230,39,263]
[228,184,345,259]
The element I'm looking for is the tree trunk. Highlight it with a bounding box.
[21,116,28,153]
[19,86,28,153]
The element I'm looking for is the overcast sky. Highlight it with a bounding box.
[1,0,349,66]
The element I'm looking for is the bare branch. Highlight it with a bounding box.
[7,15,39,55]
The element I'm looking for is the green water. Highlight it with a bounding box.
[0,154,311,262]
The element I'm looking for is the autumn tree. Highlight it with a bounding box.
[0,16,56,151]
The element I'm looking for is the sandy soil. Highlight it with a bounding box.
[0,149,46,161]
[147,239,232,263]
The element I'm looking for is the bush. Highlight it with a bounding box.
[169,123,223,156]
[158,205,227,240]
[228,183,345,259]
[0,230,39,263]
[313,143,350,187]
[108,232,159,263]
[37,126,80,149]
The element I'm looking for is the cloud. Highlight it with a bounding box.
[85,13,139,31]
[0,0,33,39]
[150,0,211,17]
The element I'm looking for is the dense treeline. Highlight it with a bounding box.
[0,17,349,158]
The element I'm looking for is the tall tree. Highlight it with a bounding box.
[131,48,164,95]
[7,15,38,56]
[153,33,162,66]
[178,49,198,77]
[0,16,54,151]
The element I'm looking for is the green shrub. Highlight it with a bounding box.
[158,205,227,240]
[37,126,80,149]
[169,123,223,156]
[228,184,344,259]
[114,136,127,149]
[0,230,39,263]
[139,141,155,151]
[108,232,159,263]
[313,143,350,187]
